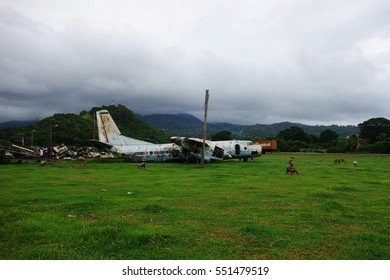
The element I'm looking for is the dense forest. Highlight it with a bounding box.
[0,105,389,154]
[0,105,170,148]
[273,117,390,153]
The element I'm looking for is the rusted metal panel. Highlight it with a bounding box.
[254,139,278,151]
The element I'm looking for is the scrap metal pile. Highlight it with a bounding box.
[0,144,113,160]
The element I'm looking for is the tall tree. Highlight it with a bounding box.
[358,117,390,143]
[211,130,233,141]
[347,134,364,152]
[319,129,339,144]
[277,126,310,142]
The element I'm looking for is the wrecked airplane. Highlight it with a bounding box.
[92,110,184,162]
[92,110,261,163]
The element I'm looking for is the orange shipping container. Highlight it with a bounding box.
[253,140,277,153]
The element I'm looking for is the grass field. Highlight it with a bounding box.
[1,154,389,260]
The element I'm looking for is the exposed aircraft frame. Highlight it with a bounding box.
[170,137,262,162]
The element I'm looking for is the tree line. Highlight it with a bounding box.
[210,117,390,153]
[1,103,389,154]
[265,117,389,153]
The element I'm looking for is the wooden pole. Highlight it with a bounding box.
[201,89,210,166]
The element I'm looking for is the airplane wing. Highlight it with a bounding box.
[89,139,113,149]
[171,136,210,146]
[187,137,211,146]
[170,136,226,160]
[186,138,228,159]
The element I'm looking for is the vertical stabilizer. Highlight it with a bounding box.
[96,110,152,146]
[96,110,122,145]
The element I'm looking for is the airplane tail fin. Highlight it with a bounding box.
[96,110,123,146]
[96,110,151,146]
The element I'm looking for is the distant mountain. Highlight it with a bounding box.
[0,120,38,129]
[0,106,359,147]
[136,113,203,136]
[137,114,359,139]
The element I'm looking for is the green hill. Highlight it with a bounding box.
[137,116,359,139]
[0,104,359,149]
[0,105,170,147]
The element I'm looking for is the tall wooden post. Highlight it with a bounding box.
[201,89,210,166]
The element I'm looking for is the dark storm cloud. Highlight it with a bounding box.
[1,0,390,125]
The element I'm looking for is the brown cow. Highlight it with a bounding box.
[286,167,299,175]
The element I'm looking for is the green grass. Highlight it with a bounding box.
[1,154,389,259]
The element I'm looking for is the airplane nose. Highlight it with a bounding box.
[170,136,181,144]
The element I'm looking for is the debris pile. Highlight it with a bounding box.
[1,143,113,161]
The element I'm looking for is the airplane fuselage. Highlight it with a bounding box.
[212,140,262,160]
[170,137,261,162]
[112,143,183,162]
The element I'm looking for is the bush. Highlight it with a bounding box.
[358,141,390,154]
[0,150,12,164]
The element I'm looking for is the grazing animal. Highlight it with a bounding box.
[138,162,146,169]
[288,157,295,167]
[353,160,359,167]
[286,167,299,175]
[76,156,85,161]
[334,158,345,164]
[72,164,89,169]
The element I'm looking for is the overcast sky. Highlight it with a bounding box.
[0,0,389,125]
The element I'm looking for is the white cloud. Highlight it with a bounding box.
[0,0,390,125]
